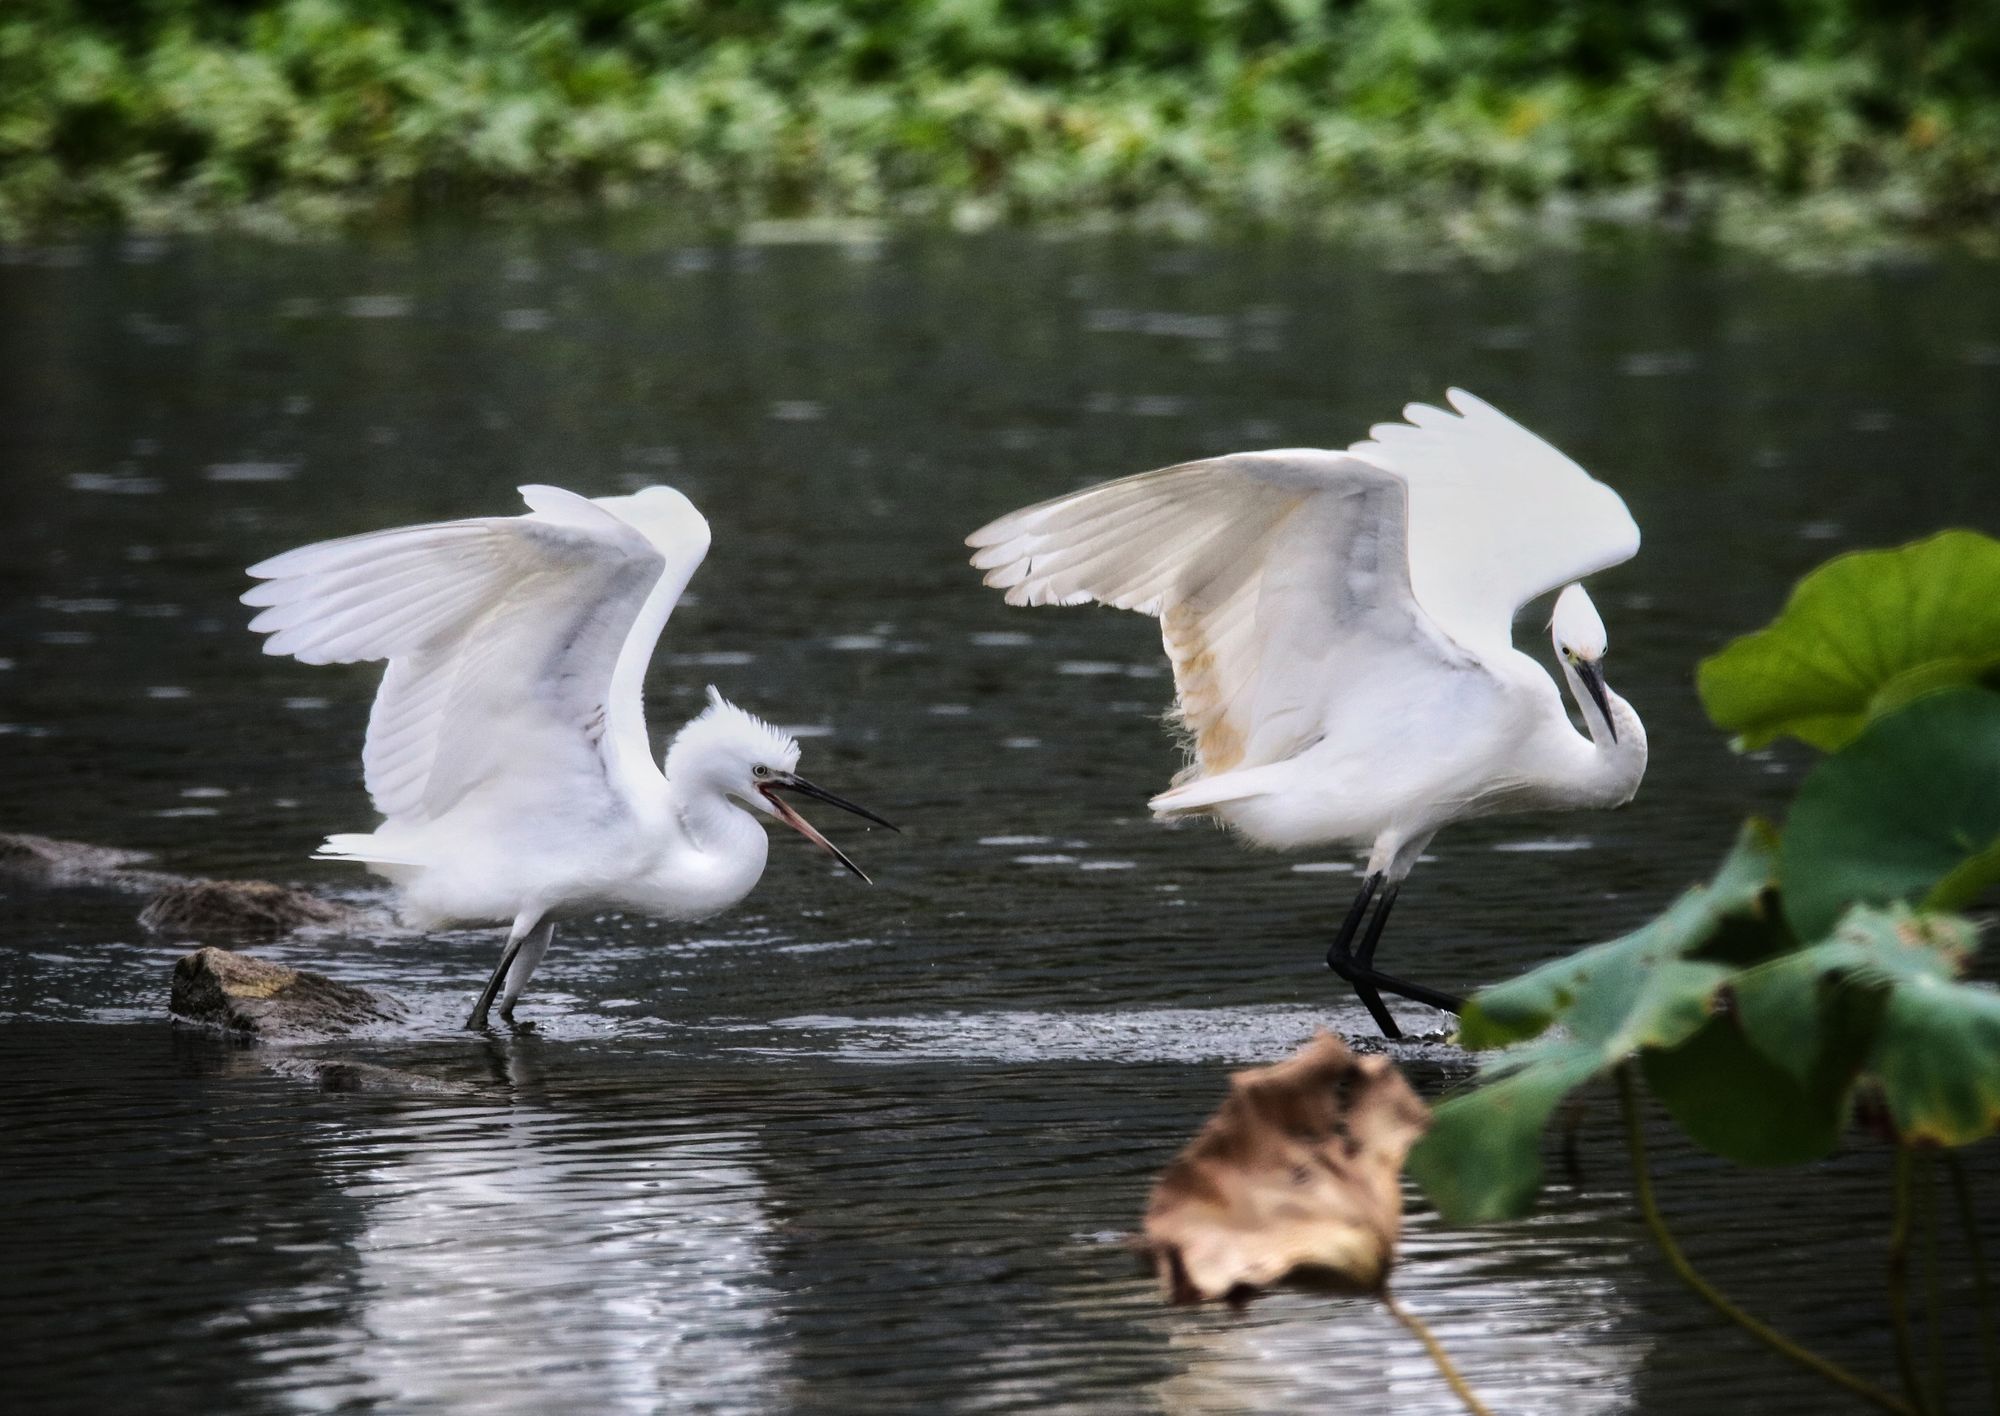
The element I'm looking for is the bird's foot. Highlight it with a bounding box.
[1327,957,1463,1041]
[1328,959,1403,1038]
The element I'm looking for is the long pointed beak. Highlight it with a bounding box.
[758,773,897,883]
[1575,659,1618,743]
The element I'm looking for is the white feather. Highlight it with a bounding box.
[246,483,890,1030]
[245,483,710,827]
[1350,388,1639,661]
[965,391,1648,859]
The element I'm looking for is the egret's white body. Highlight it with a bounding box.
[245,484,890,1028]
[966,389,1647,1035]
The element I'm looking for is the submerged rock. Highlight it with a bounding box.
[170,946,406,1039]
[142,879,353,939]
[262,1057,470,1094]
[0,831,185,894]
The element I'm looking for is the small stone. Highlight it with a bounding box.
[141,880,352,939]
[0,831,184,894]
[170,946,405,1039]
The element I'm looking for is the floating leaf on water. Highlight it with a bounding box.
[1779,687,2000,940]
[1697,530,2000,752]
[1139,1032,1430,1303]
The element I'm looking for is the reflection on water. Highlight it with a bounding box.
[2,228,1996,1412]
[335,1094,784,1411]
[1154,1258,1643,1416]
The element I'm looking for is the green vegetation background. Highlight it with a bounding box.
[6,0,1998,246]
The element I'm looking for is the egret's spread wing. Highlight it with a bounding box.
[967,452,1477,783]
[246,485,710,824]
[1349,389,1638,661]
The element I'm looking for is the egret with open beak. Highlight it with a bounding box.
[243,482,901,1030]
[754,768,899,883]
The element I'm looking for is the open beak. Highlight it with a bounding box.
[1575,659,1618,743]
[758,772,898,884]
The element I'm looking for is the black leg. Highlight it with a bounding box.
[1326,874,1400,1038]
[1357,883,1399,966]
[1327,877,1465,1040]
[1324,873,1381,972]
[466,927,530,1031]
[497,922,555,1023]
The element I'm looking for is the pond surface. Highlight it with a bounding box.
[1,227,1996,1413]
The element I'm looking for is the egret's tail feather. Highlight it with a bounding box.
[1148,763,1287,818]
[314,833,427,867]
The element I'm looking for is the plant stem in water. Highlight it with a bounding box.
[1890,1144,1928,1414]
[1919,1154,1945,1414]
[1381,1290,1494,1416]
[1944,1152,1998,1412]
[1615,1064,1912,1415]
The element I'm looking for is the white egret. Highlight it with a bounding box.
[966,390,1646,1038]
[244,484,895,1030]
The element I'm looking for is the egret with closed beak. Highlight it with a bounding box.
[967,390,1646,1038]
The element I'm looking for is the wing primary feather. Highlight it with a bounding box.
[248,485,709,831]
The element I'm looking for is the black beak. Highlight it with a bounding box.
[1575,659,1617,743]
[771,773,898,832]
[758,772,897,884]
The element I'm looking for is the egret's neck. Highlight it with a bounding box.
[1557,659,1648,808]
[664,775,764,856]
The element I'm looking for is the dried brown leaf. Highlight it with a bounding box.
[1140,1032,1431,1304]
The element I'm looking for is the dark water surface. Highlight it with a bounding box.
[2,229,1996,1413]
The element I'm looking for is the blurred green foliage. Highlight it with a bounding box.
[4,0,1998,240]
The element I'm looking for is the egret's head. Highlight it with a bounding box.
[666,688,896,880]
[1551,584,1617,741]
[1551,583,1608,663]
[667,687,801,790]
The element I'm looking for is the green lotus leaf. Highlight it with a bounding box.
[1641,1007,1864,1166]
[1779,687,2000,941]
[1414,824,1785,1223]
[1697,530,2000,752]
[1734,903,1996,1147]
[1460,819,1781,1050]
[1406,1041,1600,1226]
[1731,947,1887,1093]
[1871,979,2000,1146]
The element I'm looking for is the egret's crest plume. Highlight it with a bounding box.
[668,686,802,776]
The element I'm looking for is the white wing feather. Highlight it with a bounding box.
[1349,388,1639,661]
[965,391,1635,796]
[967,450,1476,789]
[245,484,710,825]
